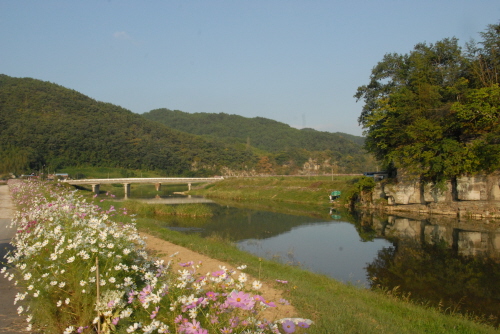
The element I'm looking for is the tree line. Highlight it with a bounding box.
[0,75,374,177]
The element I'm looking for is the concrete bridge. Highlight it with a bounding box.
[65,177,223,196]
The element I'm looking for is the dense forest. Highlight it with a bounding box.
[0,75,255,176]
[0,75,374,176]
[356,22,500,182]
[142,109,376,174]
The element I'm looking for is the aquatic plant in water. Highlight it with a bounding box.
[2,181,312,333]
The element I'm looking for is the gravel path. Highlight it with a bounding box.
[0,184,25,333]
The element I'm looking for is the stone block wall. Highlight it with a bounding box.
[379,172,500,205]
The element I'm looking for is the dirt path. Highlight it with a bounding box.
[140,232,297,320]
[0,184,26,334]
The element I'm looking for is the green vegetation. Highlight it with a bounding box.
[190,175,362,205]
[0,75,374,177]
[124,200,213,218]
[0,75,256,176]
[356,22,500,182]
[142,108,377,173]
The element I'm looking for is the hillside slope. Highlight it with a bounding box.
[0,75,255,175]
[142,108,375,173]
[142,108,365,152]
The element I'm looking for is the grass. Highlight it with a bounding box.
[190,175,361,205]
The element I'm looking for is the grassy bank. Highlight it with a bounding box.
[190,175,360,206]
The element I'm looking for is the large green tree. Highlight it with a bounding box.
[355,23,500,182]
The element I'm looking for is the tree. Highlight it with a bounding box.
[355,23,500,182]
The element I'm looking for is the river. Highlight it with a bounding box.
[128,189,500,326]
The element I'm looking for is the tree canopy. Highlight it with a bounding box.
[355,22,500,182]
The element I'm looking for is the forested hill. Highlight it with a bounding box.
[0,74,255,175]
[142,108,365,153]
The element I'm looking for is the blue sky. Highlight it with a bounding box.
[1,1,499,136]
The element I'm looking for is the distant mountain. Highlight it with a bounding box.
[142,108,365,154]
[0,75,256,175]
[141,109,375,173]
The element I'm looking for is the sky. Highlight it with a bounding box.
[1,1,499,136]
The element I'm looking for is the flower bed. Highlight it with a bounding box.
[3,181,312,333]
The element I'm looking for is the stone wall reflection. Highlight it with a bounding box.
[358,211,500,259]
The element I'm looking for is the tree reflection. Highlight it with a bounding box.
[366,241,500,327]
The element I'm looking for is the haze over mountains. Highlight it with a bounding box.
[0,74,375,176]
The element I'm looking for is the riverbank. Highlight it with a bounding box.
[189,175,359,206]
[3,181,499,333]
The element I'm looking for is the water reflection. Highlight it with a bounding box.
[358,211,500,326]
[238,221,391,284]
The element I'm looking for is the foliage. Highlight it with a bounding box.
[355,22,500,182]
[4,180,312,333]
[142,109,376,173]
[341,176,376,204]
[0,75,258,176]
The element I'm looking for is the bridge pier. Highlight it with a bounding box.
[123,183,131,197]
[155,183,161,192]
[91,184,100,195]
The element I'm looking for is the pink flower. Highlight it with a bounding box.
[150,306,159,319]
[254,295,276,307]
[282,320,296,333]
[297,321,310,328]
[226,291,254,310]
[185,320,201,334]
[276,279,288,284]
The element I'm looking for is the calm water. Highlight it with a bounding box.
[238,222,390,284]
[128,188,500,325]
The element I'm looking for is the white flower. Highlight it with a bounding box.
[17,306,24,315]
[80,280,87,286]
[252,280,262,290]
[237,264,247,270]
[57,300,62,307]
[123,277,133,286]
[109,277,116,283]
[90,266,96,272]
[120,308,133,318]
[67,256,75,263]
[238,273,248,283]
[50,281,58,286]
[59,281,66,288]
[158,324,169,333]
[63,325,75,334]
[126,322,141,333]
[65,298,70,304]
[23,272,31,280]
